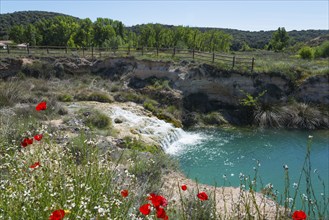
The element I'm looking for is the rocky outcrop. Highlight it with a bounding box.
[295,74,329,104]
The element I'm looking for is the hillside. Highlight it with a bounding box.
[0,11,78,39]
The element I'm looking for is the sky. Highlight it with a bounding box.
[0,0,328,31]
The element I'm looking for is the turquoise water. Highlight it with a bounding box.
[172,128,329,208]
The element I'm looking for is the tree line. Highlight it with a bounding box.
[3,11,328,53]
[8,16,232,52]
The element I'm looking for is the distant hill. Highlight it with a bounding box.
[1,10,328,50]
[0,11,79,39]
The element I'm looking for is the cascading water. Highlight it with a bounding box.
[110,106,203,153]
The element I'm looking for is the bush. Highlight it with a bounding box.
[298,46,314,60]
[202,112,227,125]
[122,136,160,154]
[57,93,73,102]
[85,110,111,129]
[75,91,113,103]
[143,99,158,112]
[314,41,329,58]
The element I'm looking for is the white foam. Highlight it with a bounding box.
[110,106,205,154]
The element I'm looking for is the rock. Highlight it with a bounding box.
[114,117,124,123]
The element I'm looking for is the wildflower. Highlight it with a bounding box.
[121,189,128,198]
[36,101,47,111]
[148,193,168,208]
[34,134,43,141]
[49,209,65,220]
[197,192,208,201]
[283,164,289,170]
[181,184,187,191]
[21,138,33,147]
[29,162,40,169]
[292,210,307,220]
[156,207,167,219]
[139,204,151,215]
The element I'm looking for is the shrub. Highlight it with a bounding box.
[122,136,160,154]
[314,41,329,58]
[202,112,227,125]
[57,93,73,102]
[88,91,114,103]
[298,46,314,60]
[85,110,111,129]
[75,91,113,103]
[143,99,158,112]
[0,79,29,107]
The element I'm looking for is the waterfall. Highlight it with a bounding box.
[110,106,203,154]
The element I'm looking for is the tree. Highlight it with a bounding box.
[93,18,116,47]
[139,24,155,47]
[269,27,290,51]
[9,25,25,43]
[74,18,93,47]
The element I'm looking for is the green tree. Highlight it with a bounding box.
[93,18,116,47]
[139,24,155,47]
[74,18,93,47]
[269,27,290,51]
[9,25,25,43]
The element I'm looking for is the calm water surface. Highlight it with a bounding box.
[171,128,329,201]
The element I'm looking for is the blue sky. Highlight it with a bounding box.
[1,0,328,31]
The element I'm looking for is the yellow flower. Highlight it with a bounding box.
[64,210,71,214]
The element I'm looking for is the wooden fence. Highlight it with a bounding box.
[0,45,255,71]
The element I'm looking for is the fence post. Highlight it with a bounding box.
[173,47,176,57]
[92,46,94,60]
[142,46,144,56]
[128,46,130,55]
[192,49,195,60]
[99,47,101,58]
[65,47,68,54]
[156,47,159,57]
[232,56,235,68]
[251,57,255,71]
[27,45,30,54]
[82,47,85,57]
[212,52,215,63]
[7,45,10,54]
[47,47,49,54]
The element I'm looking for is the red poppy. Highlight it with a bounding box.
[197,192,208,201]
[29,162,40,169]
[148,193,168,208]
[49,209,65,220]
[121,189,128,198]
[292,210,307,220]
[156,207,167,218]
[139,204,151,215]
[36,101,47,111]
[34,134,43,141]
[181,184,187,191]
[21,138,33,147]
[164,215,169,220]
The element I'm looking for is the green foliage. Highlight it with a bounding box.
[75,91,113,103]
[240,90,267,107]
[143,99,158,112]
[122,136,160,154]
[314,41,329,58]
[269,27,290,51]
[299,46,314,59]
[85,110,111,129]
[202,112,227,125]
[57,93,73,102]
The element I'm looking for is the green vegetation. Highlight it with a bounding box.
[299,46,314,59]
[1,11,327,52]
[268,27,290,51]
[84,110,111,129]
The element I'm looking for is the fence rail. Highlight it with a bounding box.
[0,45,255,71]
